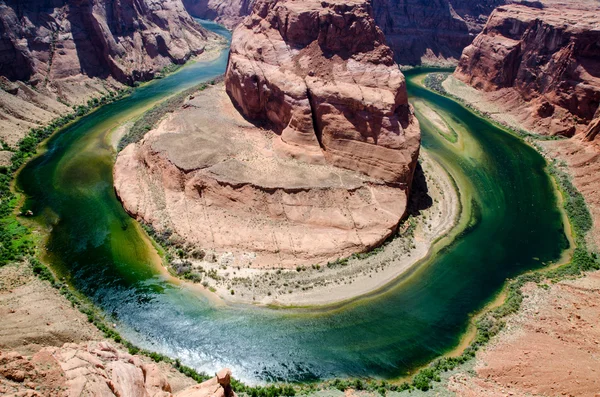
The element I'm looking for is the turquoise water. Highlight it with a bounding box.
[16,22,568,383]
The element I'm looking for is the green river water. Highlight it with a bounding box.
[16,21,568,383]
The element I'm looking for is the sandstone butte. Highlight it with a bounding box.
[454,1,600,138]
[114,0,420,269]
[0,0,223,150]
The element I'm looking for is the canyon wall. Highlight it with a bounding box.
[454,1,600,137]
[0,0,217,85]
[372,0,506,65]
[182,0,254,28]
[0,0,222,150]
[183,0,504,65]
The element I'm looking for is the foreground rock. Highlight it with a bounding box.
[0,341,235,397]
[454,0,600,138]
[0,0,223,149]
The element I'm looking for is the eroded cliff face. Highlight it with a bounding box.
[0,0,217,85]
[225,0,420,185]
[454,2,600,137]
[182,0,254,28]
[373,0,505,65]
[0,0,222,150]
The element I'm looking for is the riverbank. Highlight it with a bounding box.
[440,74,599,249]
[399,70,600,395]
[217,150,460,307]
[0,261,215,396]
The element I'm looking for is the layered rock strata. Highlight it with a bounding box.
[0,0,223,149]
[454,1,600,137]
[225,0,420,185]
[183,0,506,65]
[182,0,255,29]
[372,0,506,65]
[115,86,415,268]
[0,0,218,85]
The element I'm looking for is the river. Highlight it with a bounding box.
[16,21,568,383]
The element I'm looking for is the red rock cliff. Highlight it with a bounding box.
[372,0,506,65]
[184,0,505,65]
[0,0,219,85]
[454,2,600,137]
[225,0,420,185]
[182,0,254,28]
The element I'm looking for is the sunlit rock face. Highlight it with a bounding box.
[455,2,600,137]
[225,0,420,185]
[115,0,421,269]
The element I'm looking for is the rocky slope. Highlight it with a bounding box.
[1,341,235,397]
[454,1,600,137]
[0,0,222,150]
[115,0,421,270]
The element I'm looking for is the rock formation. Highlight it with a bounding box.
[372,0,506,65]
[0,341,235,397]
[0,0,223,149]
[0,0,217,85]
[182,0,505,65]
[114,85,417,268]
[115,0,420,269]
[182,0,254,29]
[454,1,600,137]
[225,0,420,184]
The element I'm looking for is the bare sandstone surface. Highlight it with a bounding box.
[116,0,422,275]
[115,85,421,271]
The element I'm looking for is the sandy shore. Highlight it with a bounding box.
[205,151,460,306]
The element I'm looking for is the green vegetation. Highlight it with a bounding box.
[155,63,184,79]
[422,73,450,95]
[0,88,130,267]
